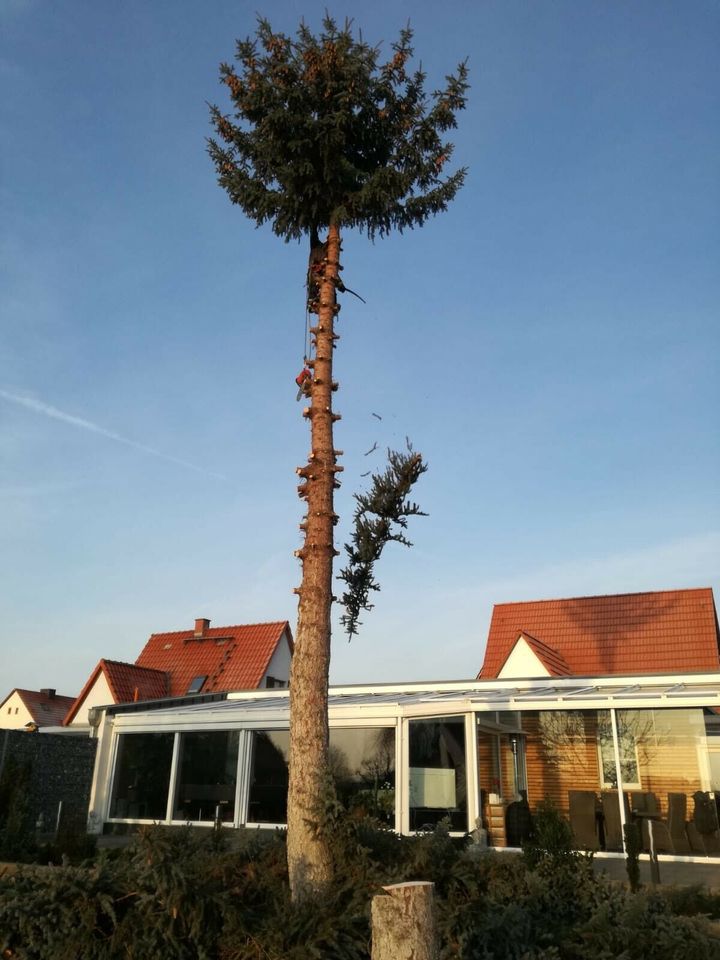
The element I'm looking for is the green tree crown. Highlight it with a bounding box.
[208,15,468,241]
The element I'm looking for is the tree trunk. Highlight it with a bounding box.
[371,882,438,960]
[286,221,341,902]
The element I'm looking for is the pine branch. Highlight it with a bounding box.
[338,442,427,637]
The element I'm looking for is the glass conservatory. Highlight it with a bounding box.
[87,673,720,860]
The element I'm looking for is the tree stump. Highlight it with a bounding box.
[371,881,437,960]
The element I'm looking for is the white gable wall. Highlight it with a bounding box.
[262,631,292,687]
[0,691,34,729]
[497,637,551,679]
[68,672,114,727]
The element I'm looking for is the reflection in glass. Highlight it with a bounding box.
[409,718,467,831]
[110,733,174,820]
[172,731,240,822]
[617,709,708,811]
[527,710,606,815]
[597,713,639,787]
[247,731,289,824]
[247,727,396,825]
[329,727,396,824]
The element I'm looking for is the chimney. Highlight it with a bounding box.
[40,688,56,699]
[194,618,210,638]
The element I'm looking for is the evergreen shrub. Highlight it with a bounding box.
[0,818,719,959]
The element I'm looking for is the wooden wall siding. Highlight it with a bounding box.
[476,730,514,846]
[500,738,516,799]
[476,732,499,795]
[523,711,603,815]
[635,744,704,815]
[476,731,518,798]
[622,709,707,815]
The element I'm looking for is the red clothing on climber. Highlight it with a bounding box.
[295,367,312,400]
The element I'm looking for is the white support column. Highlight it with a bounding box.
[86,709,114,833]
[609,708,628,851]
[400,718,410,835]
[236,729,254,826]
[465,712,480,832]
[165,731,181,824]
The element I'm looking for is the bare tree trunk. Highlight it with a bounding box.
[287,221,341,902]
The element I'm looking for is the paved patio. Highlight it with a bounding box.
[593,853,720,888]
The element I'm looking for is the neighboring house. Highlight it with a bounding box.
[478,587,720,679]
[135,618,293,695]
[64,618,293,726]
[64,660,169,727]
[0,688,75,730]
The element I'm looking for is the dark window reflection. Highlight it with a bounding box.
[247,731,289,824]
[173,731,240,822]
[409,718,467,831]
[329,728,396,824]
[110,733,174,820]
[247,727,396,825]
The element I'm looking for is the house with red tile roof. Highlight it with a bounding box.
[64,618,293,726]
[478,587,719,679]
[64,660,169,727]
[0,688,76,730]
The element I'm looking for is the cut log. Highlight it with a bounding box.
[371,881,437,960]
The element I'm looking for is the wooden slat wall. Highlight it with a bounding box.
[520,709,706,817]
[522,711,602,816]
[635,742,703,815]
[476,709,709,842]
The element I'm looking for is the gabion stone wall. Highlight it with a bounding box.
[0,729,97,833]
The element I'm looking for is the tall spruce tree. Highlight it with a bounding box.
[209,15,467,900]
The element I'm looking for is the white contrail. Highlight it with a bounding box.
[0,388,226,480]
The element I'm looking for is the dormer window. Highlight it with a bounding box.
[187,676,208,694]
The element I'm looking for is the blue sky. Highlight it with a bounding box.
[1,0,718,697]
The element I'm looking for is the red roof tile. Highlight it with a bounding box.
[63,659,169,725]
[135,621,291,696]
[103,660,168,704]
[479,588,719,679]
[12,689,76,726]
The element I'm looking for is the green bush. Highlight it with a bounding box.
[1,819,719,959]
[659,883,720,920]
[522,798,580,869]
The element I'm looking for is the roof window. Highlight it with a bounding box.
[187,675,208,694]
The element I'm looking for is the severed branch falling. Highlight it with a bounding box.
[339,443,428,637]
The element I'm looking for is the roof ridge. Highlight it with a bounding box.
[13,688,74,700]
[493,586,713,608]
[148,620,289,639]
[102,659,168,677]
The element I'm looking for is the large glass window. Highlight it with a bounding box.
[110,733,174,820]
[597,713,639,788]
[247,727,397,825]
[247,731,289,824]
[409,717,467,831]
[525,710,607,813]
[617,708,708,805]
[329,727,396,824]
[172,731,240,822]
